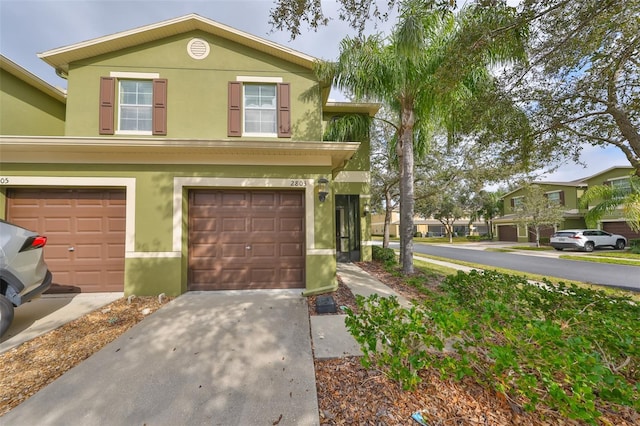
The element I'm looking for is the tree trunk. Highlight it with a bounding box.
[383,190,393,249]
[399,105,415,275]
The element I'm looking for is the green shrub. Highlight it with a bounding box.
[539,236,550,244]
[345,270,640,423]
[371,245,397,265]
[466,235,481,241]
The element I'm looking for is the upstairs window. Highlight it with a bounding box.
[244,84,277,135]
[610,177,631,195]
[512,196,524,210]
[119,80,153,132]
[545,190,565,206]
[228,80,290,138]
[99,74,167,136]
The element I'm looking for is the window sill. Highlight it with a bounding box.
[115,130,153,136]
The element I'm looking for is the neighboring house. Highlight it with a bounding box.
[0,14,378,297]
[495,166,638,242]
[581,166,640,240]
[371,211,488,238]
[0,55,66,135]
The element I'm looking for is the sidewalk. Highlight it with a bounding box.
[310,263,411,360]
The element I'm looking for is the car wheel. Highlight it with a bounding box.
[615,239,626,250]
[554,247,563,251]
[584,242,594,252]
[0,294,15,338]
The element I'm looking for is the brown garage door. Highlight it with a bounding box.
[528,225,555,242]
[188,189,305,290]
[498,225,518,242]
[603,222,640,240]
[6,188,126,293]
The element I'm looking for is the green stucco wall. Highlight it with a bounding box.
[64,31,323,140]
[0,69,65,135]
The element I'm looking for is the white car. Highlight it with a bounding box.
[550,229,627,252]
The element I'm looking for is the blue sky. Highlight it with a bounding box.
[0,0,630,182]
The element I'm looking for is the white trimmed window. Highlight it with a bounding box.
[546,191,561,205]
[513,196,524,210]
[610,177,631,194]
[119,80,153,133]
[243,84,277,135]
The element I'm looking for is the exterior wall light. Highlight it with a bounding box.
[363,202,370,216]
[317,177,329,202]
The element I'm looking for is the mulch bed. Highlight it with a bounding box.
[313,262,639,426]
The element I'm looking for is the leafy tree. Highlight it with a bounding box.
[579,175,640,232]
[317,1,527,274]
[474,190,503,240]
[369,106,401,248]
[510,0,640,174]
[513,184,565,247]
[269,0,455,39]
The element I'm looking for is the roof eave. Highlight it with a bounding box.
[38,14,317,75]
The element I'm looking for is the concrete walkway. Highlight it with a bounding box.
[1,290,319,426]
[310,263,410,360]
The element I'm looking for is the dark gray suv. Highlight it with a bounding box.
[1,220,53,337]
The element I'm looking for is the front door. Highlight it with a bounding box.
[335,195,361,263]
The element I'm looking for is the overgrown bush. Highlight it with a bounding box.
[630,239,640,254]
[466,235,481,241]
[345,270,640,423]
[371,245,397,265]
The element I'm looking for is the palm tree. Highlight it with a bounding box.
[580,175,640,232]
[317,1,527,274]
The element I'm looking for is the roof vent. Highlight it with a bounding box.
[187,38,210,60]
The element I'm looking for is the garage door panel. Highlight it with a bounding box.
[222,217,246,232]
[222,243,248,258]
[280,217,303,232]
[251,218,275,232]
[281,243,303,257]
[280,192,303,206]
[6,188,126,293]
[76,217,103,233]
[43,217,72,233]
[221,192,247,206]
[188,189,304,290]
[252,243,275,257]
[251,192,276,206]
[191,217,217,232]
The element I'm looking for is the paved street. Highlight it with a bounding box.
[390,242,640,292]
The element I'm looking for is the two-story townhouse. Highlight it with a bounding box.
[495,165,639,242]
[581,166,639,239]
[0,14,378,297]
[495,181,587,242]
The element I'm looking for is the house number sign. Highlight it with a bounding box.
[290,180,306,187]
[0,178,10,184]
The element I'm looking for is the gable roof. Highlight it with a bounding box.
[38,14,318,77]
[0,55,66,103]
[575,165,634,183]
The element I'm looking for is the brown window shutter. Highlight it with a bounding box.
[559,190,565,205]
[228,81,242,137]
[510,198,515,208]
[277,83,291,137]
[152,79,168,135]
[99,77,115,135]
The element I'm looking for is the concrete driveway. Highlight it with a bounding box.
[0,292,122,354]
[1,290,319,426]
